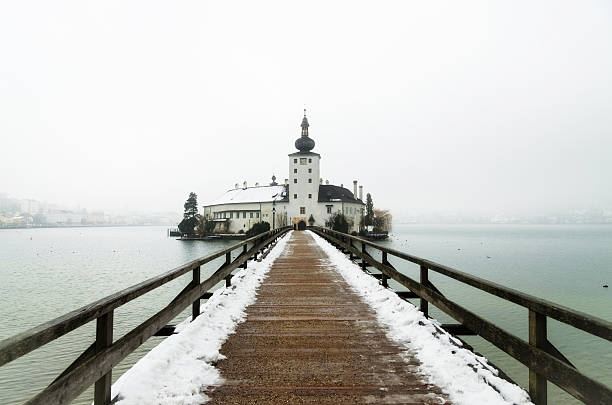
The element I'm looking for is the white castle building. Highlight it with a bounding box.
[202,112,365,233]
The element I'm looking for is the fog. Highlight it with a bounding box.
[1,1,611,219]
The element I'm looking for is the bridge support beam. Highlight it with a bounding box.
[192,266,201,321]
[420,265,429,317]
[529,310,547,405]
[94,311,113,405]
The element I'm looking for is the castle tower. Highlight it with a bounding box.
[288,110,321,229]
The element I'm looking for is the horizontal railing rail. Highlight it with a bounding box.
[310,226,612,405]
[0,226,291,405]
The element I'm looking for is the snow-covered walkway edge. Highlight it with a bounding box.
[110,231,291,405]
[309,230,533,405]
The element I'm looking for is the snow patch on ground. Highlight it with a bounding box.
[110,232,291,405]
[309,231,532,405]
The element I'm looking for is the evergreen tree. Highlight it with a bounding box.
[178,192,200,236]
[183,192,199,220]
[365,193,374,227]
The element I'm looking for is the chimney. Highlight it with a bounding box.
[340,183,343,188]
[243,181,247,189]
[320,178,323,184]
[284,178,288,185]
[359,185,363,200]
[353,180,358,199]
[325,180,329,185]
[235,183,239,189]
[255,182,259,187]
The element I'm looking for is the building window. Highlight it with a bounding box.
[308,178,312,183]
[327,205,332,214]
[300,207,306,215]
[308,168,312,173]
[250,212,253,218]
[243,212,246,218]
[294,158,297,163]
[308,158,312,163]
[256,212,259,218]
[294,179,297,183]
[300,158,307,165]
[293,194,297,199]
[230,212,233,218]
[294,168,297,173]
[308,194,312,199]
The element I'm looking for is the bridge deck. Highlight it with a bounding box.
[206,231,450,404]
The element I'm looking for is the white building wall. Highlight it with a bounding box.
[204,202,289,233]
[287,152,320,226]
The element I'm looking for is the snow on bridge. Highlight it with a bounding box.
[111,231,531,405]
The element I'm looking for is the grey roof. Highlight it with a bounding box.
[204,185,288,206]
[318,185,364,204]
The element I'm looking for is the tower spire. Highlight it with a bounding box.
[296,109,315,152]
[301,109,309,137]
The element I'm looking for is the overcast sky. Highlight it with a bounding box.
[1,1,611,218]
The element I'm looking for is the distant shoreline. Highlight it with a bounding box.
[0,224,172,230]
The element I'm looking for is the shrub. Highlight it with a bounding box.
[246,221,270,238]
[178,216,199,237]
[327,213,350,233]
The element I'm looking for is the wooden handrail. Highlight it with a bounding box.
[0,226,291,405]
[310,226,612,405]
[311,227,611,341]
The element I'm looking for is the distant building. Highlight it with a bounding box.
[202,111,365,233]
[19,199,40,214]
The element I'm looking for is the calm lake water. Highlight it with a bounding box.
[0,225,610,405]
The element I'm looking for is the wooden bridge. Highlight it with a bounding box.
[0,227,610,405]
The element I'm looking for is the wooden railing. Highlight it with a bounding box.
[0,226,291,405]
[310,227,612,405]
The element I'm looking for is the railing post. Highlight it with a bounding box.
[361,243,367,270]
[420,265,429,317]
[381,252,389,287]
[94,311,113,405]
[241,244,248,268]
[191,266,201,321]
[529,310,547,405]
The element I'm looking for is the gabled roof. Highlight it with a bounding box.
[204,185,288,207]
[318,185,364,204]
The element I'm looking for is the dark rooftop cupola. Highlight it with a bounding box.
[295,109,315,152]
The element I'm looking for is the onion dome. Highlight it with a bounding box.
[295,109,315,152]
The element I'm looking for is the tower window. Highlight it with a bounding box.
[293,194,297,199]
[300,207,306,214]
[308,194,312,199]
[294,179,297,183]
[308,168,312,173]
[294,168,297,173]
[308,158,312,163]
[308,178,312,183]
[294,158,297,163]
